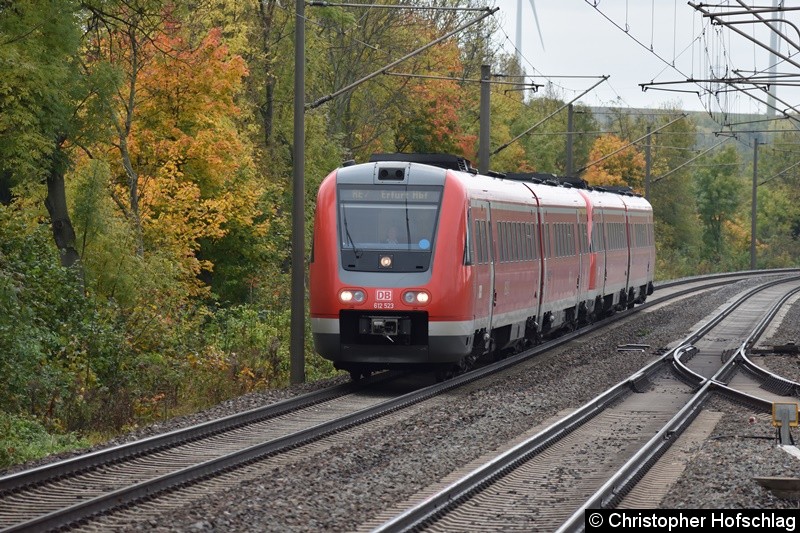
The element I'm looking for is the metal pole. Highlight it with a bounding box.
[290,0,306,384]
[644,126,651,200]
[493,76,609,156]
[751,139,758,270]
[576,114,686,175]
[479,65,490,174]
[565,103,574,176]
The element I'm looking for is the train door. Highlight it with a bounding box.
[594,207,607,296]
[575,208,588,313]
[538,208,550,315]
[623,207,633,295]
[471,200,495,335]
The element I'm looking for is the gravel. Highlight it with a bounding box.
[659,396,799,510]
[7,275,800,530]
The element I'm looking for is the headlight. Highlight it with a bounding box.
[403,291,430,305]
[340,290,366,303]
[380,256,392,268]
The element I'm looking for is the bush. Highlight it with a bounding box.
[0,413,88,469]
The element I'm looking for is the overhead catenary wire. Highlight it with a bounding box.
[307,7,499,109]
[650,137,730,183]
[307,2,493,11]
[576,113,688,174]
[383,71,542,89]
[759,159,800,186]
[491,76,610,156]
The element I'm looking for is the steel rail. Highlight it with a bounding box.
[2,270,798,531]
[370,355,673,533]
[736,286,800,396]
[0,271,762,500]
[0,376,388,494]
[557,279,800,533]
[374,274,800,533]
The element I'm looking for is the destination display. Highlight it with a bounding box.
[339,187,441,203]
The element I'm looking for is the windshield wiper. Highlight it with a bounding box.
[404,189,411,249]
[342,207,362,258]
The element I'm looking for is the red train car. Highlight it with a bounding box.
[309,154,655,379]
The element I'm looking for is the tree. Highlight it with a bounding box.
[695,145,743,264]
[0,0,83,267]
[393,38,476,157]
[583,133,645,191]
[754,130,800,267]
[508,92,597,175]
[82,0,169,257]
[79,18,258,300]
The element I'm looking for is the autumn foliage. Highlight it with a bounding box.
[93,27,258,297]
[583,134,646,192]
[393,38,477,159]
[6,1,800,467]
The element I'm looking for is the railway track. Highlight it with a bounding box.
[369,275,800,532]
[0,270,797,532]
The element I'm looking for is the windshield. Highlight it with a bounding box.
[338,185,443,252]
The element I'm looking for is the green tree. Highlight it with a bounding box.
[754,131,800,267]
[0,0,83,267]
[641,112,702,278]
[695,145,744,265]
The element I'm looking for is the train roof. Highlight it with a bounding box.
[361,153,647,201]
[369,153,475,173]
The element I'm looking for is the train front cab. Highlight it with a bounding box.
[309,160,477,376]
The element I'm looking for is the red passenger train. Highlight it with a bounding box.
[309,154,655,380]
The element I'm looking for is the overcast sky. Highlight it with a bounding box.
[491,0,799,115]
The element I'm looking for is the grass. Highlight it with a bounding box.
[0,413,90,470]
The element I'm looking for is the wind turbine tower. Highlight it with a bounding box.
[515,0,545,70]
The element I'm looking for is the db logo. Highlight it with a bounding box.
[376,290,393,301]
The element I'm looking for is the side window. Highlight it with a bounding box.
[510,222,516,261]
[483,220,489,262]
[481,220,488,262]
[475,220,482,263]
[475,218,482,263]
[557,224,562,257]
[564,224,569,256]
[581,223,588,253]
[545,223,551,258]
[558,224,565,257]
[524,223,532,260]
[484,220,490,262]
[506,222,512,262]
[465,212,473,266]
[547,223,553,258]
[509,222,515,261]
[553,224,559,257]
[496,222,502,262]
[500,222,507,262]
